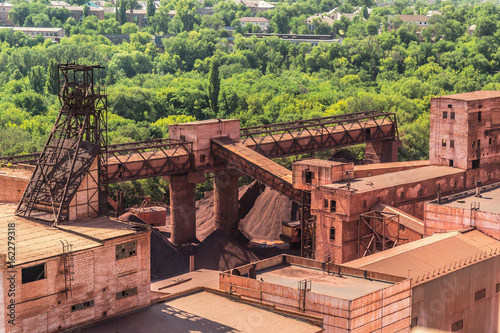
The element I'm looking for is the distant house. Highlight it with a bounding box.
[241,1,274,15]
[137,1,160,10]
[9,27,65,41]
[0,2,14,27]
[305,14,334,32]
[49,1,70,8]
[67,6,105,21]
[468,24,476,36]
[197,7,214,16]
[240,17,269,31]
[388,14,429,31]
[126,9,147,26]
[168,10,177,18]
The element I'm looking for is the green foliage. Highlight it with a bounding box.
[208,57,220,116]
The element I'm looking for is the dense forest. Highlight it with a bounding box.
[1,0,500,202]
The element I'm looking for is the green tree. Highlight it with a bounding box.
[83,4,90,17]
[29,66,47,95]
[208,58,220,117]
[119,0,127,25]
[45,59,58,95]
[147,0,156,19]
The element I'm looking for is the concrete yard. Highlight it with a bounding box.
[256,264,392,300]
[82,291,321,333]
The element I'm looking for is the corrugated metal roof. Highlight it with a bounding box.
[345,230,500,281]
[371,202,424,235]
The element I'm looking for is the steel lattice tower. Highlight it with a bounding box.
[16,63,107,225]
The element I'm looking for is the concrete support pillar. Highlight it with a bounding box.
[365,140,402,164]
[169,173,196,246]
[213,169,240,237]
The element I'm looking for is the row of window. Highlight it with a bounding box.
[21,241,137,284]
[443,110,482,121]
[71,287,138,312]
[442,137,494,149]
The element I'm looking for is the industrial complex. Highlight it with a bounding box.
[1,64,500,332]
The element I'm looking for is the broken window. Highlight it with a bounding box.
[329,227,335,240]
[116,287,137,300]
[474,288,486,301]
[330,200,336,212]
[116,241,137,260]
[451,320,463,332]
[22,263,46,284]
[71,300,94,312]
[305,171,313,184]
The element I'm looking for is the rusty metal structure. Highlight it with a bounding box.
[3,63,402,257]
[15,64,107,225]
[358,210,408,258]
[240,111,398,158]
[1,111,399,184]
[103,139,193,183]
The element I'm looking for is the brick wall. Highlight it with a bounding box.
[2,230,150,333]
[0,174,28,203]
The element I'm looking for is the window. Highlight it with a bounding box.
[474,288,486,301]
[329,227,335,240]
[477,139,481,147]
[71,300,94,312]
[400,191,405,200]
[362,200,367,208]
[472,141,475,148]
[180,135,186,142]
[411,317,418,328]
[116,241,137,260]
[200,154,206,163]
[442,139,447,147]
[365,128,371,139]
[399,224,406,232]
[489,138,492,145]
[478,111,482,122]
[451,319,463,332]
[116,287,137,300]
[443,111,448,119]
[451,112,455,119]
[324,199,328,208]
[448,104,453,108]
[449,159,454,167]
[22,263,46,284]
[305,171,313,184]
[472,159,480,169]
[450,140,455,148]
[330,200,336,212]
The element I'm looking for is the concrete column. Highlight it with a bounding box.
[365,140,402,164]
[213,169,240,237]
[169,173,196,246]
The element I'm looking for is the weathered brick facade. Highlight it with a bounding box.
[0,229,150,333]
